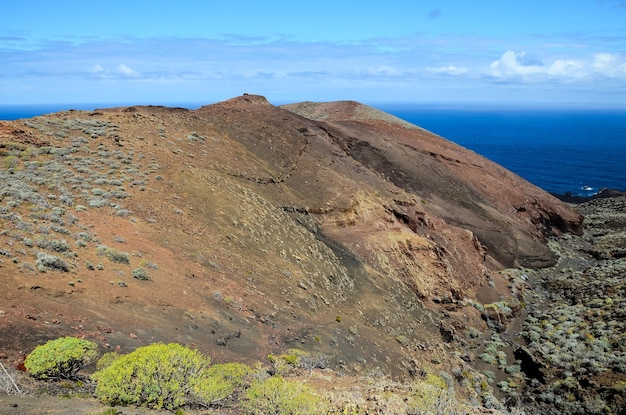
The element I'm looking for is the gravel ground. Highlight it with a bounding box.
[517,196,626,414]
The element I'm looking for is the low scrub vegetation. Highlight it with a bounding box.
[0,122,151,275]
[35,252,69,272]
[409,373,472,415]
[242,375,327,415]
[92,343,258,411]
[131,267,150,281]
[93,343,213,409]
[24,337,98,380]
[21,337,532,414]
[96,245,130,264]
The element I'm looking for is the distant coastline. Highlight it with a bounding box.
[552,187,626,203]
[2,102,625,199]
[0,103,102,120]
[0,102,207,121]
[379,105,626,198]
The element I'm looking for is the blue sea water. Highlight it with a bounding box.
[0,104,105,120]
[378,105,626,196]
[1,103,625,196]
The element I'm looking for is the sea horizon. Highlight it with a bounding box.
[3,99,626,120]
[377,104,626,197]
[2,102,625,197]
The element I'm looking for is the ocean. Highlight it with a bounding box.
[378,105,626,197]
[1,103,625,196]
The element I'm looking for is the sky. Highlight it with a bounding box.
[1,0,626,107]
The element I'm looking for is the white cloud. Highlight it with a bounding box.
[87,63,140,79]
[425,65,468,76]
[3,33,626,105]
[117,64,138,77]
[89,64,106,77]
[489,50,626,82]
[593,53,626,77]
[489,50,545,79]
[546,59,586,79]
[367,65,403,77]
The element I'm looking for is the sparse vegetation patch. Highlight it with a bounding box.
[36,252,69,272]
[96,245,130,264]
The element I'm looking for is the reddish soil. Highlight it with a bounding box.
[0,95,583,409]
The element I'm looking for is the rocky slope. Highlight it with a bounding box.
[0,95,586,411]
[516,196,626,414]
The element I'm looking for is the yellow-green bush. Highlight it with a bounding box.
[191,362,251,404]
[267,348,328,375]
[24,336,98,380]
[95,352,119,371]
[93,343,249,410]
[207,362,250,388]
[408,373,472,415]
[268,348,309,374]
[93,343,211,409]
[241,375,327,415]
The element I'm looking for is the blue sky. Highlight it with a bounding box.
[1,0,626,107]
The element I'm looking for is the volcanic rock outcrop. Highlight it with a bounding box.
[0,95,582,378]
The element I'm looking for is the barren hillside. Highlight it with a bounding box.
[0,95,585,409]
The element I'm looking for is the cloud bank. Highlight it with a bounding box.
[2,33,626,105]
[489,50,626,82]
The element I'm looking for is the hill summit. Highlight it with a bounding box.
[1,95,582,381]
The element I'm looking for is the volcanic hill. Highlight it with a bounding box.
[0,95,582,384]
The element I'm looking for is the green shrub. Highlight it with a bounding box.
[409,374,470,415]
[132,267,150,281]
[93,343,216,410]
[190,362,251,404]
[24,337,98,380]
[267,348,328,375]
[269,348,309,368]
[96,245,130,264]
[241,376,326,415]
[95,352,119,371]
[35,238,71,252]
[35,252,69,272]
[205,362,250,390]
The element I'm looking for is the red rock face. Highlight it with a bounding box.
[283,99,583,269]
[0,95,582,378]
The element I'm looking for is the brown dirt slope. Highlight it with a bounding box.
[282,100,582,268]
[0,95,581,381]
